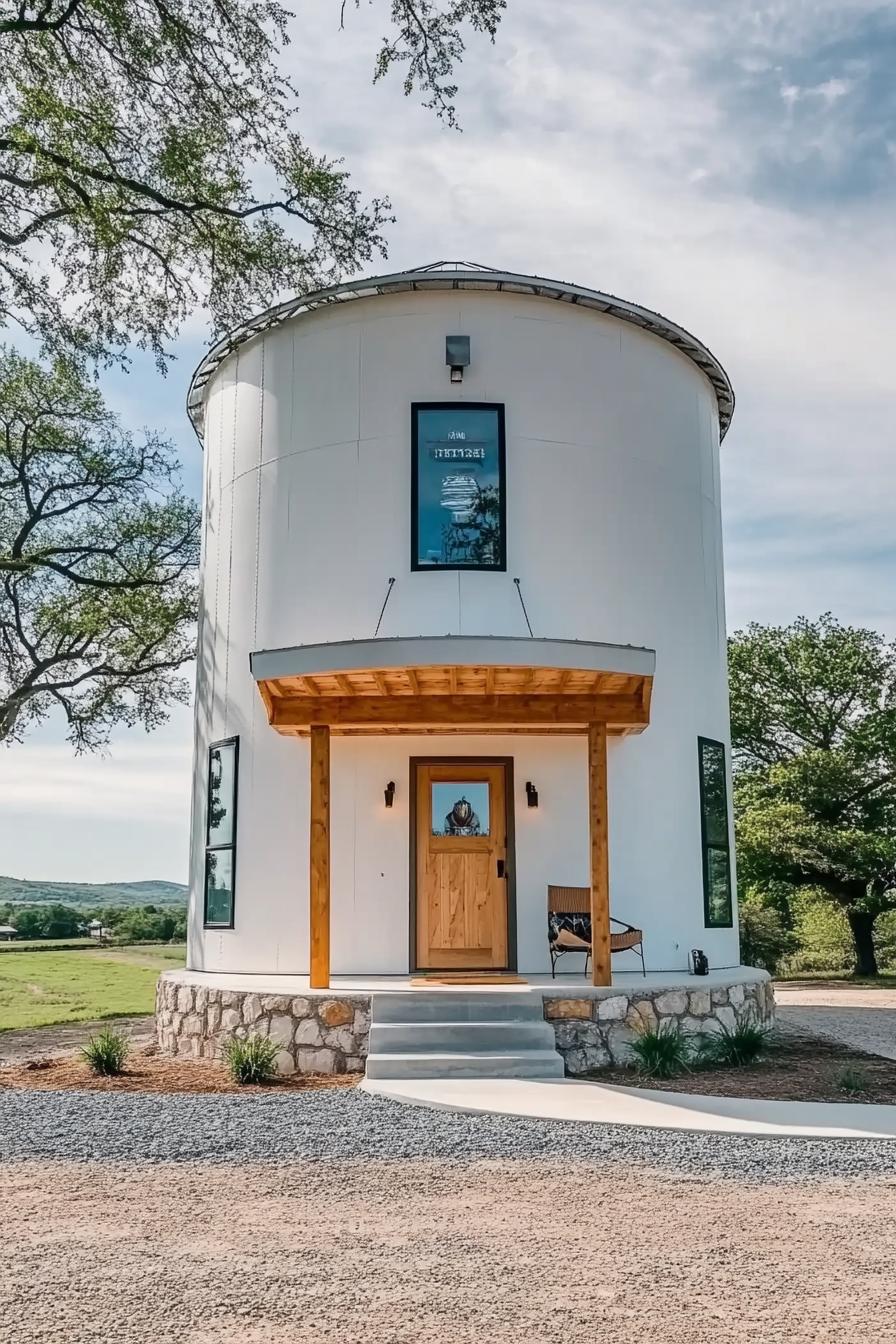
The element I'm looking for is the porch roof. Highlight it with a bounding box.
[249,635,655,736]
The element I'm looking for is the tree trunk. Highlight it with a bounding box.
[846,908,879,977]
[0,695,23,742]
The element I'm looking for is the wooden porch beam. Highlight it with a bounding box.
[309,724,330,989]
[588,721,611,987]
[268,693,647,731]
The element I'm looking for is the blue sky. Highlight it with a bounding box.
[2,0,894,884]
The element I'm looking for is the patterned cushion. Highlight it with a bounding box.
[549,912,591,951]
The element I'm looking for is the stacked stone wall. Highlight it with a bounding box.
[155,979,371,1075]
[544,977,775,1075]
[157,973,774,1077]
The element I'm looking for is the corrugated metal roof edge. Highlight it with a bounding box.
[186,265,735,443]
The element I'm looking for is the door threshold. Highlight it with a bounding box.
[411,973,528,986]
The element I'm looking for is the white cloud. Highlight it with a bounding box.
[0,741,191,821]
[813,77,853,102]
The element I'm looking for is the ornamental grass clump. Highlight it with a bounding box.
[696,1016,772,1069]
[81,1028,130,1076]
[222,1034,279,1085]
[628,1020,692,1079]
[836,1066,869,1096]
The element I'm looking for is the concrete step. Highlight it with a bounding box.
[365,1049,565,1081]
[368,1020,557,1054]
[366,989,564,1081]
[370,991,544,1025]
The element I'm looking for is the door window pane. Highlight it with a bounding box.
[431,781,490,836]
[205,848,234,927]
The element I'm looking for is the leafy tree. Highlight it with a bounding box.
[114,905,180,941]
[730,614,896,976]
[11,901,82,937]
[786,890,854,975]
[0,345,198,747]
[0,0,504,363]
[737,888,794,974]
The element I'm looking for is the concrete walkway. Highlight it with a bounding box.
[362,1076,896,1139]
[774,984,896,1061]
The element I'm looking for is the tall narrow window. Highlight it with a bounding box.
[411,403,506,571]
[204,737,238,928]
[698,737,732,927]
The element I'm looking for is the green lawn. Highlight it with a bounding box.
[0,943,186,1031]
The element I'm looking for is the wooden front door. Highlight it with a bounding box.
[414,761,510,970]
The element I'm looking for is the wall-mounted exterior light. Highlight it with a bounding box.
[446,334,470,383]
[384,781,396,809]
[525,781,539,808]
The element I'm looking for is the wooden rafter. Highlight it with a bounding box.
[267,692,647,732]
[255,662,654,738]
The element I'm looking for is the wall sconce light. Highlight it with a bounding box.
[525,781,539,808]
[384,781,396,809]
[446,334,470,384]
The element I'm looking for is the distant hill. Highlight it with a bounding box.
[0,876,188,907]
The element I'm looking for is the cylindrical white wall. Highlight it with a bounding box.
[188,285,737,975]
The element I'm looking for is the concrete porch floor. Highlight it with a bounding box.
[164,966,766,997]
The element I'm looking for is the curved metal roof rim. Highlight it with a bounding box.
[186,264,735,443]
[404,259,503,272]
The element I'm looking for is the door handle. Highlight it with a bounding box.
[496,858,506,878]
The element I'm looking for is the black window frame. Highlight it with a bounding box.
[697,735,733,929]
[203,735,239,930]
[411,401,507,573]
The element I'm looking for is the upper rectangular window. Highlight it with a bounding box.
[411,403,506,571]
[698,736,733,927]
[204,737,238,928]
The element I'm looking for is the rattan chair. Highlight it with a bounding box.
[547,885,646,977]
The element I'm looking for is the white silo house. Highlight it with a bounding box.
[157,262,773,1078]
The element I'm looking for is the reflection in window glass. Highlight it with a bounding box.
[205,848,234,927]
[431,781,490,836]
[706,848,732,926]
[413,405,505,570]
[207,742,236,846]
[205,737,238,927]
[699,740,728,847]
[698,737,732,927]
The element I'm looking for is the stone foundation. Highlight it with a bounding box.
[155,978,371,1075]
[157,971,773,1077]
[544,976,775,1075]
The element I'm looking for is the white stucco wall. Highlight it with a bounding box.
[189,286,737,975]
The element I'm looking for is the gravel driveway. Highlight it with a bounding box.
[775,985,896,1060]
[2,1088,896,1344]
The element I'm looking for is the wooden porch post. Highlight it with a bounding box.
[588,721,611,986]
[309,724,330,989]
